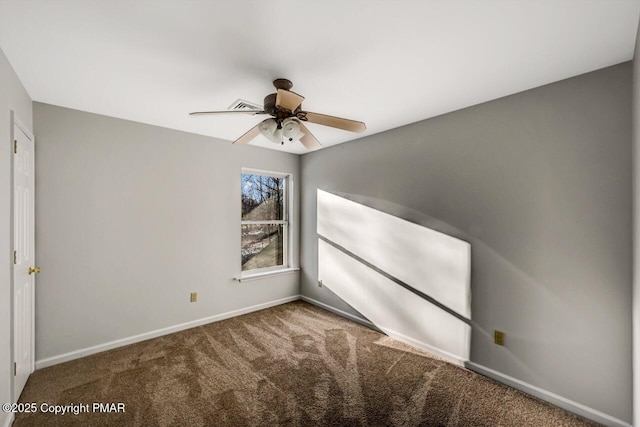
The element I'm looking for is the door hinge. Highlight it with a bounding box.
[14,140,17,154]
[13,362,16,376]
[14,250,17,265]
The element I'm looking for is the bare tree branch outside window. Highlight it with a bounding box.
[241,173,287,271]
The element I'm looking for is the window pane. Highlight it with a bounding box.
[242,174,284,221]
[241,224,284,271]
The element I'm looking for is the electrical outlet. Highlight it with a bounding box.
[318,279,323,288]
[494,330,505,346]
[190,292,197,303]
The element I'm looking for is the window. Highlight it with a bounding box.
[241,171,289,272]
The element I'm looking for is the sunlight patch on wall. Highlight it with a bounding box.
[317,190,471,362]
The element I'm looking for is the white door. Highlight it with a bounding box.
[13,120,36,400]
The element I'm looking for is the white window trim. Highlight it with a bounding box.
[239,168,294,280]
[233,267,300,283]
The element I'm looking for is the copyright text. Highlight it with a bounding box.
[2,402,125,414]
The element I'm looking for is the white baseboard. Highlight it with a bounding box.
[300,295,378,330]
[1,413,14,427]
[36,295,301,370]
[466,362,631,427]
[377,326,465,366]
[300,296,465,366]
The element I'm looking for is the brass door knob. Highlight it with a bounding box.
[28,266,40,275]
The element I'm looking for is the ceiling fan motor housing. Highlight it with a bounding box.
[264,79,296,117]
[263,93,278,115]
[264,93,300,121]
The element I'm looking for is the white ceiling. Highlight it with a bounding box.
[1,0,638,154]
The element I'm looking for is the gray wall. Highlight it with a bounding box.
[0,48,33,427]
[300,63,632,422]
[633,19,640,427]
[33,103,300,361]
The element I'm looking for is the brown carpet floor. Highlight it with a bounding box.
[15,301,596,426]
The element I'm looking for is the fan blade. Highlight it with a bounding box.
[299,111,366,133]
[233,124,261,145]
[299,123,322,151]
[190,110,267,116]
[276,89,305,111]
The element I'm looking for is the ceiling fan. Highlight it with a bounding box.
[189,79,366,151]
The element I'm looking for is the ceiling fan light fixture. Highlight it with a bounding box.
[282,118,305,142]
[258,118,282,143]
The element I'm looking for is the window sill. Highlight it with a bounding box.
[234,267,300,283]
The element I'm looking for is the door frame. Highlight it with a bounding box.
[10,110,35,402]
